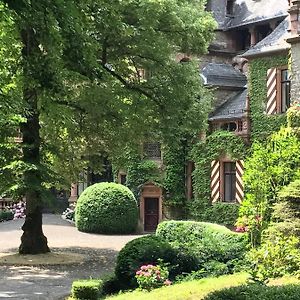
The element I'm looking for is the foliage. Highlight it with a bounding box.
[104,273,250,300]
[267,179,300,237]
[125,158,162,199]
[287,105,300,129]
[135,262,171,291]
[161,140,187,208]
[71,279,103,300]
[203,284,300,300]
[0,3,23,198]
[190,131,245,221]
[1,0,216,253]
[0,209,14,222]
[246,234,300,283]
[248,55,288,141]
[115,235,198,290]
[75,182,138,234]
[198,203,240,227]
[156,221,248,277]
[102,274,128,296]
[237,127,300,246]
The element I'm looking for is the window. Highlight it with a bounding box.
[143,142,161,159]
[221,122,237,132]
[211,160,244,203]
[280,69,291,113]
[223,162,236,202]
[266,67,291,114]
[226,0,234,16]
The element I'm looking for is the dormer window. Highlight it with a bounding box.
[221,122,237,132]
[226,0,235,16]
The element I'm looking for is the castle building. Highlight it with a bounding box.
[69,0,299,232]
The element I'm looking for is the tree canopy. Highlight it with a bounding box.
[0,0,216,253]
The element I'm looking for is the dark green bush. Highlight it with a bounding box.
[75,182,138,234]
[0,209,14,222]
[115,235,198,289]
[203,284,300,300]
[156,221,247,274]
[71,279,102,300]
[101,274,127,296]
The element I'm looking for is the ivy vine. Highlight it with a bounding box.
[248,55,288,141]
[189,131,246,223]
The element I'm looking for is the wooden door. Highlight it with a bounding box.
[144,197,159,231]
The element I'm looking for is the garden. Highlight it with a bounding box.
[64,107,300,300]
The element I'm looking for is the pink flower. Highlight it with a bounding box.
[164,279,172,286]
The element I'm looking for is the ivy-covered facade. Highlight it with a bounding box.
[70,0,300,232]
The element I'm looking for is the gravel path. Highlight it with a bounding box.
[0,214,141,300]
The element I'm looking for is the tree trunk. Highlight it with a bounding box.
[19,28,50,254]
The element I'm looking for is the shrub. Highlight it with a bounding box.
[268,180,300,237]
[0,209,14,222]
[203,284,300,300]
[135,262,171,291]
[101,274,127,296]
[71,279,102,300]
[200,203,240,227]
[247,234,300,283]
[75,182,138,234]
[287,105,300,129]
[115,235,198,289]
[156,221,248,275]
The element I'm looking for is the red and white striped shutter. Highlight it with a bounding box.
[235,160,244,203]
[211,160,220,203]
[266,68,277,115]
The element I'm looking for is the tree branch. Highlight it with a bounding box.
[53,100,86,113]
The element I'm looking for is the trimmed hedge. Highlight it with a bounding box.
[71,279,102,300]
[156,221,248,273]
[0,209,13,222]
[75,182,138,234]
[115,235,198,289]
[203,284,300,300]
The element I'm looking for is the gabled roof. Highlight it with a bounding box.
[225,0,288,29]
[241,17,290,58]
[201,63,247,89]
[209,89,248,121]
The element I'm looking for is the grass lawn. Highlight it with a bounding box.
[104,273,300,300]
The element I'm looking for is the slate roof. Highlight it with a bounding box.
[241,17,290,57]
[225,0,288,29]
[201,63,247,88]
[209,89,248,121]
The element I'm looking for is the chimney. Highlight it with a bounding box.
[289,0,300,36]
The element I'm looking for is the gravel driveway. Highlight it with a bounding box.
[0,214,141,300]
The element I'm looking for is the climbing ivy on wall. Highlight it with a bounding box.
[189,130,246,224]
[248,55,288,141]
[162,140,187,208]
[125,158,162,200]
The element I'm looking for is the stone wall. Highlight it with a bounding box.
[290,42,300,103]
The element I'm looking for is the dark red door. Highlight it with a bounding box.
[144,198,159,231]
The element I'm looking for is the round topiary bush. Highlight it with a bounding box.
[75,182,138,234]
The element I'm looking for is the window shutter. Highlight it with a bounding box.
[211,160,220,203]
[266,68,277,115]
[235,160,244,203]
